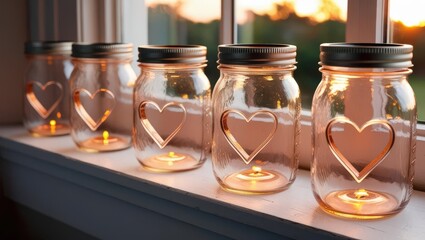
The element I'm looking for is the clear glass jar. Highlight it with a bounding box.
[24,41,73,136]
[69,43,136,152]
[212,44,301,194]
[133,45,211,172]
[312,43,416,219]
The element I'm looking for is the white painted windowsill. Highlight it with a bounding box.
[0,125,424,239]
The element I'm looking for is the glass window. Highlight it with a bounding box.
[236,0,347,109]
[146,0,221,83]
[390,0,425,120]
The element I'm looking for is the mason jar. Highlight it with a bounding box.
[69,43,135,152]
[133,45,212,172]
[24,41,73,136]
[212,44,301,194]
[311,43,416,219]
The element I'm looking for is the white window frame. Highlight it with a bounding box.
[27,0,425,191]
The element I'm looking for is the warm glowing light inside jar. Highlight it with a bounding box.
[91,130,119,145]
[354,189,369,200]
[155,151,187,162]
[102,131,109,145]
[236,166,275,181]
[49,120,56,133]
[337,189,385,205]
[251,166,262,175]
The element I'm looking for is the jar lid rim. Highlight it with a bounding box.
[217,43,297,66]
[138,45,207,64]
[320,43,413,68]
[72,42,133,59]
[25,41,73,55]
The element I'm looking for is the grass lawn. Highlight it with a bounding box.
[409,75,425,121]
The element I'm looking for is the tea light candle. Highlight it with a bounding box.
[30,119,70,136]
[92,130,118,145]
[155,151,187,162]
[141,151,200,172]
[236,166,275,181]
[324,188,398,218]
[78,130,130,152]
[223,165,289,194]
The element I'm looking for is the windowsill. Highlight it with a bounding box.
[1,125,425,239]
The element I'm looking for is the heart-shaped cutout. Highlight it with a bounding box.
[326,117,395,183]
[221,110,278,165]
[73,88,116,131]
[26,81,63,119]
[139,101,186,149]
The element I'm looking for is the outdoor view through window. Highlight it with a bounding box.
[146,0,425,120]
[391,0,425,120]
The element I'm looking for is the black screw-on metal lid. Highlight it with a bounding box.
[25,41,73,55]
[72,43,133,59]
[138,45,207,64]
[217,44,297,66]
[320,43,413,68]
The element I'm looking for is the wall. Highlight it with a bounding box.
[0,0,28,124]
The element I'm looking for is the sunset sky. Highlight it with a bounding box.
[146,0,425,27]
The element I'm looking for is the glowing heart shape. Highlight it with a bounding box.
[139,101,186,149]
[221,110,278,165]
[326,117,395,183]
[73,88,116,131]
[26,81,63,119]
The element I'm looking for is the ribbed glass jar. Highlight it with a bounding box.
[212,44,301,194]
[311,43,416,219]
[133,45,211,172]
[69,43,136,152]
[24,41,73,136]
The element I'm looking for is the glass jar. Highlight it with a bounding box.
[311,43,416,219]
[133,45,211,172]
[69,43,136,152]
[212,44,301,194]
[24,41,73,136]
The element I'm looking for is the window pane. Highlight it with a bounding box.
[390,0,425,121]
[236,0,347,109]
[146,0,221,83]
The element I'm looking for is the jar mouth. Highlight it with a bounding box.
[218,64,296,72]
[71,58,133,64]
[138,63,207,69]
[319,66,412,76]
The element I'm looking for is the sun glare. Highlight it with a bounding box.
[146,0,425,27]
[294,0,320,17]
[391,0,425,27]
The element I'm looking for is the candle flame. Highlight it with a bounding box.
[354,189,369,199]
[169,151,175,158]
[56,112,62,119]
[103,130,109,145]
[252,166,262,174]
[264,75,273,81]
[49,120,56,133]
